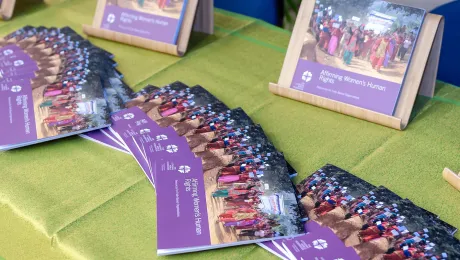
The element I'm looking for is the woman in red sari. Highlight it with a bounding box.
[317,19,332,51]
[371,34,391,72]
[360,31,375,60]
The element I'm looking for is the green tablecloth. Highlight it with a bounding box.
[1,1,460,259]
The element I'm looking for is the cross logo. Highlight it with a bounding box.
[178,165,191,174]
[3,49,13,56]
[166,145,178,153]
[302,71,313,83]
[107,13,116,24]
[156,135,168,141]
[312,239,328,250]
[14,60,24,67]
[11,85,22,93]
[123,113,135,120]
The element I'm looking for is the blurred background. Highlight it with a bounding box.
[215,0,460,86]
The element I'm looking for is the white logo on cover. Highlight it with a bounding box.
[166,145,178,153]
[14,60,24,67]
[123,113,134,120]
[107,13,116,24]
[11,85,22,93]
[156,135,168,141]
[3,49,13,56]
[312,239,328,250]
[178,165,191,174]
[140,129,150,134]
[302,71,313,83]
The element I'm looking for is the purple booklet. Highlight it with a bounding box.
[290,1,426,115]
[100,0,189,44]
[154,141,304,255]
[0,45,111,151]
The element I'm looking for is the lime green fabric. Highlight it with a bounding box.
[1,1,460,259]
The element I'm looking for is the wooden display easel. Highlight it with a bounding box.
[1,0,17,20]
[83,0,214,57]
[269,0,445,130]
[443,168,460,191]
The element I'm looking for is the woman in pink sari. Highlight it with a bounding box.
[157,0,169,9]
[327,23,343,56]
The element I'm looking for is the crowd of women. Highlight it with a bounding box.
[296,172,444,259]
[311,8,416,73]
[211,164,283,240]
[39,82,89,134]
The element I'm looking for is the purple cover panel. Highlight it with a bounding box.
[101,4,181,44]
[282,222,360,260]
[291,59,401,115]
[0,80,37,146]
[156,156,212,254]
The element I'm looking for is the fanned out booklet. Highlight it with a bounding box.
[0,26,134,150]
[79,79,460,259]
[268,164,460,260]
[103,82,305,255]
[290,0,426,115]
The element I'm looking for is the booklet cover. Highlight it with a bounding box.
[0,45,111,150]
[155,150,305,255]
[279,164,460,260]
[101,0,189,44]
[290,0,425,115]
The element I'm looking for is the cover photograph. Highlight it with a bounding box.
[290,0,426,115]
[101,0,189,44]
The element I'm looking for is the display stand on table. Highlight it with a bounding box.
[269,0,445,130]
[83,0,214,57]
[443,168,460,191]
[1,0,17,20]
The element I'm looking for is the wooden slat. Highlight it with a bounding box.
[278,0,315,89]
[0,0,18,20]
[394,14,443,129]
[269,83,402,129]
[83,25,180,56]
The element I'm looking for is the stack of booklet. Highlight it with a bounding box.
[262,165,460,259]
[0,26,134,151]
[82,81,306,255]
[82,81,460,259]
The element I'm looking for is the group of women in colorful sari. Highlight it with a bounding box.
[135,0,174,9]
[311,7,415,72]
[39,83,87,134]
[296,173,441,259]
[212,165,281,238]
[369,29,413,72]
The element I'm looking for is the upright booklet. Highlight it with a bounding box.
[290,0,426,115]
[100,0,189,44]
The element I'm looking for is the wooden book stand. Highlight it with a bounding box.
[269,0,444,130]
[1,0,17,20]
[83,0,214,57]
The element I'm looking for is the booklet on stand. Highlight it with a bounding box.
[100,0,189,44]
[289,0,425,115]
